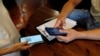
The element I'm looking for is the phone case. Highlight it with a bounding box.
[45,27,67,36]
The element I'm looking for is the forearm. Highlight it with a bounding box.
[79,28,100,40]
[0,47,16,55]
[58,0,81,19]
[0,48,11,55]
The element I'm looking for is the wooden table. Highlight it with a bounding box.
[23,7,100,56]
[6,0,100,56]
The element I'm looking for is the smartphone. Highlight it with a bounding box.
[45,27,67,36]
[20,34,44,44]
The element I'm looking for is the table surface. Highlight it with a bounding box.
[26,8,100,56]
[7,0,100,56]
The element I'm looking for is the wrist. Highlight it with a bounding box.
[76,31,87,39]
[57,15,66,20]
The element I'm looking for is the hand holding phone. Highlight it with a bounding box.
[45,27,67,36]
[20,34,44,45]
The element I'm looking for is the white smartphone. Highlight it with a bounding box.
[20,34,44,44]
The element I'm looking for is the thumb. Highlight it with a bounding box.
[54,21,60,28]
[59,29,67,33]
[21,41,28,45]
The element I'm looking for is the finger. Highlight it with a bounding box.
[56,36,71,43]
[22,45,33,50]
[54,19,62,28]
[59,29,72,33]
[54,22,60,28]
[63,20,66,26]
[56,37,64,42]
[56,36,66,42]
[28,44,33,48]
[59,29,67,34]
[21,41,28,45]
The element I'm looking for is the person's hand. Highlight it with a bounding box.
[56,29,83,43]
[11,41,32,52]
[54,18,66,28]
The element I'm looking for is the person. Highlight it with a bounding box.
[0,0,32,56]
[0,41,32,55]
[56,28,100,43]
[52,0,100,42]
[48,0,100,29]
[90,0,100,22]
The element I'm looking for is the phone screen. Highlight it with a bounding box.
[45,27,67,36]
[20,34,43,44]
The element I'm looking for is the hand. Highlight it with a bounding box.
[56,29,83,43]
[11,41,32,52]
[54,18,66,28]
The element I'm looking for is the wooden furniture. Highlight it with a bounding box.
[25,7,100,56]
[6,0,100,56]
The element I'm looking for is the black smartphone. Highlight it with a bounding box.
[45,27,67,36]
[20,34,44,44]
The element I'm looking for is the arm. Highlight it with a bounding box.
[56,28,100,43]
[58,0,82,19]
[79,28,100,40]
[55,0,82,27]
[0,42,32,55]
[0,47,14,55]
